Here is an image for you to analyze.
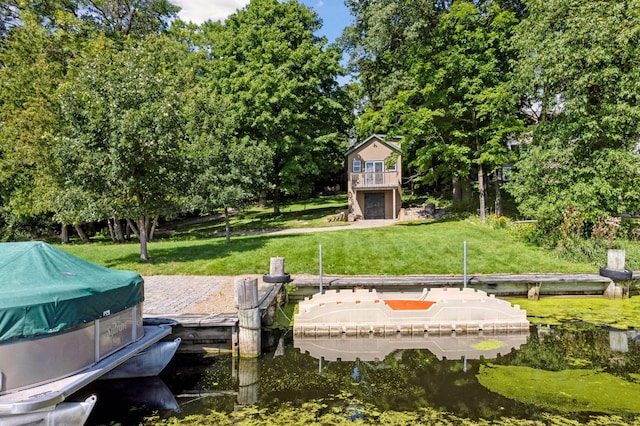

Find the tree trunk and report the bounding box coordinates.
[273,187,281,215]
[114,216,125,242]
[107,219,116,242]
[259,191,267,208]
[148,214,159,242]
[452,177,461,203]
[73,224,90,243]
[494,175,503,217]
[151,213,160,241]
[478,164,486,222]
[126,218,141,240]
[137,216,149,261]
[145,219,152,238]
[474,110,486,222]
[273,165,282,215]
[453,177,472,204]
[60,224,69,244]
[224,206,231,243]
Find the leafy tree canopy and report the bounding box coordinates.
[200,0,352,214]
[506,0,640,230]
[55,33,193,258]
[344,0,523,217]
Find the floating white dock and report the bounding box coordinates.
[294,287,529,336]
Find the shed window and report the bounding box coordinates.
[353,160,361,173]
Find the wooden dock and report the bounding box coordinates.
[144,278,283,354]
[144,272,634,354]
[289,273,628,301]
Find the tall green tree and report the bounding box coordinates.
[507,0,640,231]
[0,9,78,238]
[56,33,192,259]
[184,80,271,243]
[0,0,181,242]
[207,0,351,214]
[345,0,522,218]
[341,0,440,114]
[418,0,521,218]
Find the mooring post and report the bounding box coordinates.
[319,244,323,293]
[463,241,468,288]
[270,257,285,276]
[235,278,261,357]
[608,249,626,271]
[603,249,627,299]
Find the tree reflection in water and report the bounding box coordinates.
[81,324,640,424]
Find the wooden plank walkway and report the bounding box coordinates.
[143,276,282,354]
[143,272,632,353]
[290,273,622,300]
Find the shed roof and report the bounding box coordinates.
[346,134,403,156]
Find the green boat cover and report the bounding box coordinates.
[0,241,144,343]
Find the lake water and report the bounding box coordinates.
[75,324,640,425]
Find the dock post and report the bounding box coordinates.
[270,257,285,276]
[603,249,629,299]
[235,278,261,357]
[527,283,540,301]
[608,249,626,271]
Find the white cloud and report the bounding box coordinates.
[173,0,250,24]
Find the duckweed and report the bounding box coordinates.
[478,364,640,414]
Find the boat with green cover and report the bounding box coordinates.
[0,241,179,425]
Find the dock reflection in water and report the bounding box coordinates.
[75,325,640,424]
[294,330,530,362]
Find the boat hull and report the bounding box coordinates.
[0,305,144,396]
[100,337,181,380]
[0,324,171,416]
[0,395,97,426]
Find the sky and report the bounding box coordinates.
[172,0,352,44]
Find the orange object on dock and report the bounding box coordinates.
[383,300,436,310]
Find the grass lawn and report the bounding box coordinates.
[160,195,350,237]
[57,195,640,327]
[60,217,596,276]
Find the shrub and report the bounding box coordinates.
[486,214,510,229]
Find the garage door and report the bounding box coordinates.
[364,193,385,219]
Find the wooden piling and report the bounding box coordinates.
[235,278,261,358]
[527,283,540,301]
[270,257,285,276]
[607,250,626,271]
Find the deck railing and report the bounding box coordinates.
[350,172,400,189]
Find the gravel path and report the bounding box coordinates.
[143,274,277,316]
[143,275,235,315]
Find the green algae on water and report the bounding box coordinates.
[471,339,507,351]
[507,297,640,329]
[478,364,640,414]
